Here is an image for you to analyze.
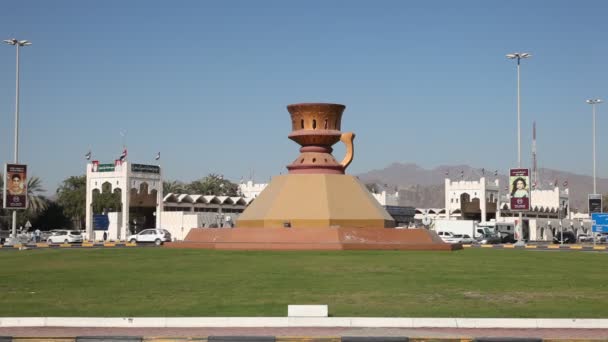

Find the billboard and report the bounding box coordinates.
[3,163,27,209]
[589,194,603,214]
[131,163,160,174]
[509,168,530,211]
[592,213,608,233]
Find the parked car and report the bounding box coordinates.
[128,228,172,245]
[500,232,517,244]
[578,234,593,243]
[595,233,608,243]
[436,231,463,244]
[47,230,83,244]
[459,234,475,244]
[478,234,502,244]
[552,231,577,244]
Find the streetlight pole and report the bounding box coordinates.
[586,99,602,247]
[507,52,531,245]
[586,99,602,194]
[3,38,31,243]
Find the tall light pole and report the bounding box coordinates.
[506,52,531,245]
[3,38,31,243]
[586,99,602,194]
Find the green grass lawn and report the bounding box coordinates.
[0,248,607,318]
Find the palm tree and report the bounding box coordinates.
[25,176,48,215]
[163,180,186,194]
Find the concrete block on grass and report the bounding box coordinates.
[288,305,328,317]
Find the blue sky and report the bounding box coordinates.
[0,0,606,193]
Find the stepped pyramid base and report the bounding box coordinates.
[236,174,395,228]
[166,227,460,251]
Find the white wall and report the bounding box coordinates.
[159,211,204,241]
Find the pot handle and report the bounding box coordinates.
[339,132,355,170]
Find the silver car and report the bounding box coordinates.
[128,228,172,245]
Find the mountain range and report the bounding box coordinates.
[357,162,608,211]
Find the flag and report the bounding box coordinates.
[155,152,160,161]
[85,150,92,160]
[563,180,568,187]
[481,168,485,175]
[119,149,127,162]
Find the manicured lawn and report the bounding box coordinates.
[0,248,606,317]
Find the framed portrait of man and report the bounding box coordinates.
[3,164,27,209]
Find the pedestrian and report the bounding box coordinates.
[103,231,107,241]
[34,228,41,243]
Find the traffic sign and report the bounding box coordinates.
[592,213,608,233]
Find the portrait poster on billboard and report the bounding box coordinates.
[509,168,530,211]
[3,163,28,210]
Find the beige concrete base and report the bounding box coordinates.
[237,174,395,228]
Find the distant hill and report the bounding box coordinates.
[357,162,608,212]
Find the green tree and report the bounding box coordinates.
[56,175,87,229]
[32,201,72,230]
[92,183,122,214]
[187,174,238,196]
[163,180,186,194]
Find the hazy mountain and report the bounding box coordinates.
[358,162,607,211]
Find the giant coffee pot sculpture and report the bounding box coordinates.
[286,103,355,174]
[237,103,395,229]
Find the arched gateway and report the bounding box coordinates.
[85,161,163,241]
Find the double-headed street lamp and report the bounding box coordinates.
[3,38,31,242]
[586,99,602,194]
[506,52,531,245]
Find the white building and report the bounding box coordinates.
[372,190,399,206]
[159,193,253,240]
[238,180,268,199]
[443,176,589,241]
[445,177,500,222]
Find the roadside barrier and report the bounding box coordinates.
[463,244,607,251]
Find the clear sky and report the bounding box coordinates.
[1,0,607,193]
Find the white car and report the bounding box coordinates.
[436,231,461,244]
[47,230,83,244]
[128,229,172,245]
